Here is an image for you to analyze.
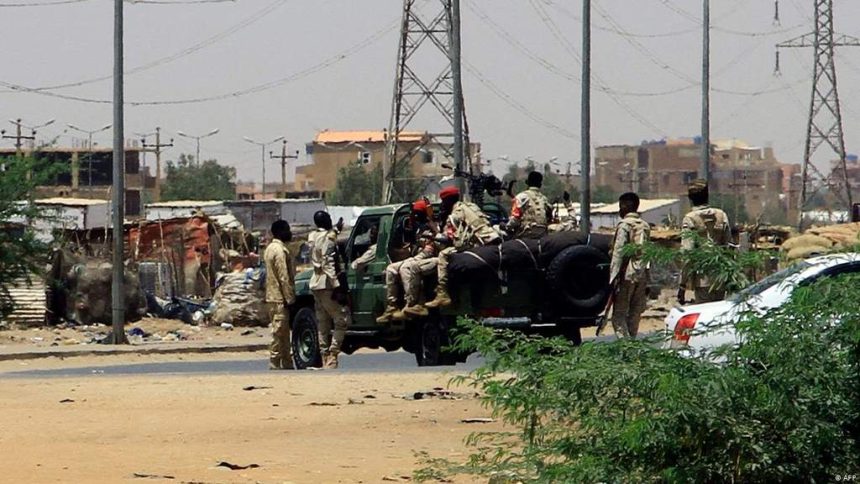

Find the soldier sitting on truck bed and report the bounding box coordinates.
[376,199,439,323]
[425,186,502,309]
[506,171,552,239]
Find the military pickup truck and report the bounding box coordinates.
[289,203,612,368]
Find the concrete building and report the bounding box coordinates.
[0,146,153,217]
[594,138,785,220]
[296,130,480,194]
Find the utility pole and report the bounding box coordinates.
[270,140,299,197]
[69,124,112,188]
[3,118,54,157]
[177,128,219,165]
[141,127,173,202]
[110,0,127,344]
[580,0,591,232]
[451,0,467,197]
[777,0,858,230]
[244,136,284,199]
[701,0,711,183]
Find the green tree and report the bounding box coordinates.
[0,155,63,318]
[161,154,237,202]
[327,163,384,206]
[327,160,423,205]
[592,184,619,204]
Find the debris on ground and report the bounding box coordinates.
[131,473,175,480]
[347,398,365,405]
[308,401,340,406]
[210,269,267,327]
[403,388,477,401]
[242,386,272,391]
[460,417,495,424]
[216,461,260,471]
[59,399,75,403]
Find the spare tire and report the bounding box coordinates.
[546,245,610,314]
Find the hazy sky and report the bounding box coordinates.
[2,0,860,182]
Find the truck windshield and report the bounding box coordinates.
[728,261,812,302]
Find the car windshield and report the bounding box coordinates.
[728,261,812,302]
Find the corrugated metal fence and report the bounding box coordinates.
[0,277,47,327]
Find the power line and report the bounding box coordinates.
[16,0,289,91]
[0,0,88,7]
[0,17,398,106]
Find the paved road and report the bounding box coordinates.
[1,351,486,379]
[1,333,628,379]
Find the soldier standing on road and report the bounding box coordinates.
[264,220,296,370]
[679,179,732,304]
[506,171,552,239]
[425,187,502,309]
[309,210,351,369]
[609,193,651,338]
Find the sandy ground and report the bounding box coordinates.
[0,368,496,484]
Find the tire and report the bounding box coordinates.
[560,325,583,346]
[291,307,322,369]
[414,317,459,367]
[546,245,611,314]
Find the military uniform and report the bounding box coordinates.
[350,244,376,271]
[426,201,501,308]
[263,238,296,369]
[549,200,579,233]
[681,204,731,303]
[308,227,351,368]
[508,187,551,238]
[397,232,438,318]
[609,212,650,338]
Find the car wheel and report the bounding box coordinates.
[415,316,463,367]
[291,307,322,369]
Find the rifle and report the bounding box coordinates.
[595,257,629,337]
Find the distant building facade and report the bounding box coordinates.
[297,130,480,194]
[594,138,785,220]
[0,146,153,217]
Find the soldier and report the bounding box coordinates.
[350,225,378,272]
[507,171,552,238]
[608,193,651,338]
[425,186,502,308]
[549,191,579,233]
[679,179,732,304]
[376,199,438,323]
[309,210,351,369]
[263,220,296,370]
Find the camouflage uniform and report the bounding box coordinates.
[397,232,438,317]
[508,187,551,238]
[350,244,376,271]
[609,212,650,338]
[681,204,731,303]
[263,238,296,369]
[426,202,501,308]
[308,228,351,368]
[549,200,579,233]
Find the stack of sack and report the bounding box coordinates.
[780,222,860,261]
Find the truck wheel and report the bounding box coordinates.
[415,318,458,367]
[560,325,583,346]
[291,307,322,369]
[546,245,610,314]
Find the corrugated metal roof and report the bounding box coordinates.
[592,198,680,214]
[314,130,424,144]
[1,277,46,327]
[146,200,225,208]
[36,197,109,207]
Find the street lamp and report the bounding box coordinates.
[177,128,219,165]
[67,123,112,187]
[244,135,284,198]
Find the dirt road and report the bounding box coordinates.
[0,367,494,483]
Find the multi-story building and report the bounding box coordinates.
[594,138,785,220]
[296,130,480,194]
[0,146,153,217]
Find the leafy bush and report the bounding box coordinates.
[418,274,860,482]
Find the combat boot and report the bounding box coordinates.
[425,288,452,308]
[323,352,339,369]
[403,304,429,318]
[392,309,410,321]
[376,306,398,323]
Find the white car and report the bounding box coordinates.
[664,253,860,354]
